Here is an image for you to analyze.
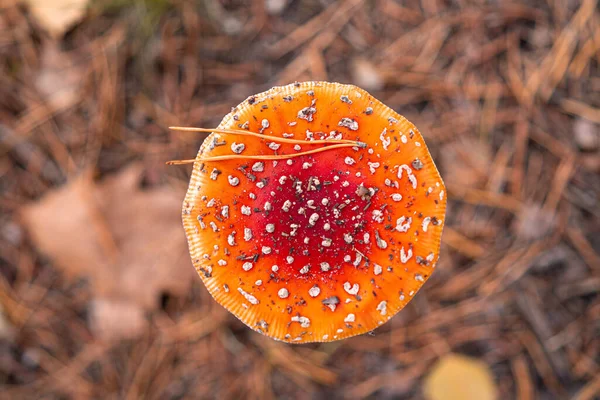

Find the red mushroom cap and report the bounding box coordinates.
[182,82,446,343]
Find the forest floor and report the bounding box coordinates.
[1,0,599,398]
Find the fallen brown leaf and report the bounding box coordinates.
[21,164,195,340]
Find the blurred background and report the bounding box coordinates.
[1,0,599,398]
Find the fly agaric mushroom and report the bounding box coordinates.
[172,82,446,343]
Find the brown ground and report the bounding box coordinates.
[1,0,599,399]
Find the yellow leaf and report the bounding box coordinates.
[24,0,89,38]
[424,354,499,400]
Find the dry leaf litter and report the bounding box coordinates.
[1,0,599,399]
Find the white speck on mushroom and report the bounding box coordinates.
[300,264,310,274]
[210,168,220,180]
[352,253,362,267]
[244,228,253,241]
[282,200,292,212]
[323,334,329,340]
[286,256,294,264]
[209,222,219,232]
[221,206,229,218]
[391,193,402,202]
[400,246,413,263]
[412,158,424,170]
[439,190,445,201]
[379,128,391,150]
[223,284,230,292]
[376,301,387,315]
[298,106,316,122]
[426,252,435,263]
[344,156,356,165]
[323,223,331,231]
[374,264,383,275]
[252,162,264,172]
[206,198,216,207]
[338,118,359,131]
[343,282,359,295]
[261,119,269,129]
[237,288,259,305]
[308,213,319,226]
[320,262,330,271]
[302,162,312,169]
[297,207,306,215]
[227,232,236,246]
[415,274,425,282]
[375,231,387,249]
[401,135,407,143]
[308,285,320,297]
[231,142,245,154]
[396,216,412,233]
[321,198,329,206]
[321,238,332,247]
[272,265,279,272]
[241,205,251,216]
[372,210,384,223]
[344,314,355,323]
[242,262,253,271]
[228,175,240,186]
[278,288,289,299]
[268,142,281,151]
[255,280,262,286]
[422,217,431,232]
[218,259,227,266]
[340,95,352,104]
[368,162,380,174]
[397,164,417,189]
[278,175,287,185]
[266,224,275,233]
[291,315,310,328]
[344,233,353,244]
[262,246,272,255]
